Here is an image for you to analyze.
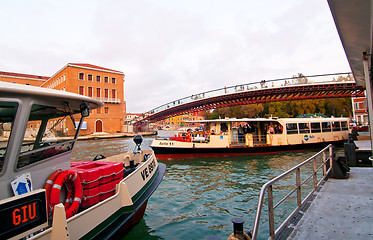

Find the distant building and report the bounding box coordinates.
[125,113,142,123]
[1,63,126,135]
[124,113,143,132]
[0,71,49,86]
[351,92,368,126]
[160,112,205,129]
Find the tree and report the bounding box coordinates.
[203,97,352,119]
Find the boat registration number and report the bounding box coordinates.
[0,189,47,239]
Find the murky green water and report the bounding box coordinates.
[71,134,328,240]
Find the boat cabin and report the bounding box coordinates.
[0,82,103,200]
[185,117,350,147]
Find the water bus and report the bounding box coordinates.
[0,82,165,239]
[151,117,350,159]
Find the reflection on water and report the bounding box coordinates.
[71,134,325,240]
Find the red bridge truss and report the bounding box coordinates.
[138,74,365,123]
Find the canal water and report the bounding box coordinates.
[71,131,330,240]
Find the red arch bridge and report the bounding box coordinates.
[137,73,365,123]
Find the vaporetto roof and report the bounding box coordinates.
[186,117,349,124]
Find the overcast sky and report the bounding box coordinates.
[0,0,350,113]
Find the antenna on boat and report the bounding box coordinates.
[133,135,143,154]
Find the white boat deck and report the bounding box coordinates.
[288,167,373,239]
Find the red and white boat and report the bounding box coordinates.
[151,117,351,159]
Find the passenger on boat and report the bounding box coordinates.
[243,123,248,135]
[274,124,282,134]
[185,129,192,142]
[267,125,275,134]
[238,124,244,143]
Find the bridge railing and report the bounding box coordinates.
[145,73,353,116]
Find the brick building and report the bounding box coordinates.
[0,71,49,86]
[0,63,126,135]
[351,93,368,127]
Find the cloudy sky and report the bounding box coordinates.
[0,0,350,113]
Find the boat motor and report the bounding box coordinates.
[133,135,143,154]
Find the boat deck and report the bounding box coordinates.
[286,167,373,239]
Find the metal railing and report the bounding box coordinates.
[92,97,121,103]
[251,144,334,239]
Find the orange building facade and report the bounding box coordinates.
[0,71,48,86]
[351,94,368,127]
[0,63,126,135]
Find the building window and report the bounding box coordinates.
[104,107,109,114]
[112,77,116,84]
[355,102,360,109]
[79,72,84,80]
[97,108,101,114]
[104,88,109,99]
[79,86,84,95]
[88,87,93,97]
[88,74,93,81]
[96,88,101,98]
[96,75,101,82]
[104,76,109,83]
[112,89,116,99]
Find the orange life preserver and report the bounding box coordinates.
[44,169,62,216]
[49,169,82,219]
[63,180,74,210]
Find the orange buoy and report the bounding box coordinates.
[49,169,82,219]
[44,169,62,216]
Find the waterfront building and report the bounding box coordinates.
[125,113,143,123]
[0,71,48,86]
[41,63,125,135]
[351,92,368,126]
[124,113,143,132]
[162,112,205,129]
[0,63,126,135]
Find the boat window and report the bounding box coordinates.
[332,121,341,131]
[321,122,331,132]
[298,123,310,133]
[221,123,228,133]
[0,101,19,173]
[286,123,298,134]
[17,104,82,169]
[311,122,321,133]
[341,121,348,131]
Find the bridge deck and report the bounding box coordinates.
[287,167,373,239]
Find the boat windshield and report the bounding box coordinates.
[0,101,18,173]
[16,104,83,169]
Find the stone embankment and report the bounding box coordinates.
[77,131,156,141]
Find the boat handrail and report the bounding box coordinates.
[251,144,334,239]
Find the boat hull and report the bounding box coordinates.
[152,141,344,159]
[24,154,166,240]
[81,163,166,240]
